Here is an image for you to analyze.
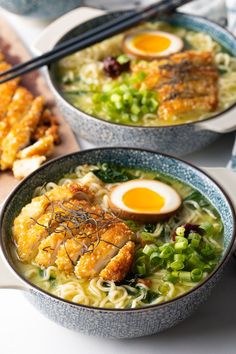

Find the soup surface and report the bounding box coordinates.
[55,21,236,126]
[12,164,223,308]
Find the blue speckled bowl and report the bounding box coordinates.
[0,148,235,338]
[47,12,236,155]
[0,0,83,19]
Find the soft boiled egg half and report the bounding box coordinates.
[109,179,182,222]
[122,30,183,59]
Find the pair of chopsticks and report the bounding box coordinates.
[0,0,193,84]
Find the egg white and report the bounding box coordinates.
[109,179,181,216]
[123,30,183,58]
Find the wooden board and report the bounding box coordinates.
[0,15,79,202]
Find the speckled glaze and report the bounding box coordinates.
[0,0,83,19]
[47,12,236,156]
[0,148,235,338]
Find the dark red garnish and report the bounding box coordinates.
[183,224,204,237]
[103,56,130,78]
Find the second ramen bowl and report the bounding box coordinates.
[0,148,235,338]
[45,9,236,156]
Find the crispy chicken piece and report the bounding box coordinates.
[0,120,9,148]
[155,66,218,90]
[0,87,33,148]
[75,222,134,279]
[35,230,70,268]
[55,233,95,274]
[100,241,135,282]
[46,125,60,145]
[158,95,218,121]
[13,183,89,244]
[0,96,45,170]
[17,134,54,159]
[5,87,34,126]
[55,238,87,274]
[32,109,60,144]
[132,51,218,90]
[0,62,19,119]
[158,79,217,102]
[17,208,58,261]
[132,51,218,120]
[12,156,46,179]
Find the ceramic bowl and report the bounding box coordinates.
[45,10,236,156]
[0,147,235,338]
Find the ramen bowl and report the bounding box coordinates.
[0,147,235,338]
[41,8,236,156]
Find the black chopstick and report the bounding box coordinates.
[0,0,193,84]
[1,0,189,79]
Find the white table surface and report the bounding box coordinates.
[0,7,236,354]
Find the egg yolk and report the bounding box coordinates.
[132,33,171,54]
[122,187,165,212]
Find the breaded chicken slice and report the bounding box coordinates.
[100,241,135,282]
[132,51,218,90]
[55,201,117,274]
[17,134,54,159]
[17,208,58,261]
[0,119,9,149]
[1,96,45,170]
[155,66,218,89]
[158,79,217,102]
[16,198,87,262]
[5,87,34,126]
[55,218,100,274]
[0,87,33,148]
[32,109,60,144]
[17,199,87,262]
[13,183,89,243]
[0,62,19,119]
[55,238,86,274]
[75,223,134,279]
[35,229,70,268]
[158,94,218,120]
[132,51,218,120]
[12,156,46,180]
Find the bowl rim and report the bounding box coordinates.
[48,11,236,130]
[0,147,235,312]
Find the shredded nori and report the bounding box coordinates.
[30,197,122,265]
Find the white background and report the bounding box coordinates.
[0,7,236,354]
